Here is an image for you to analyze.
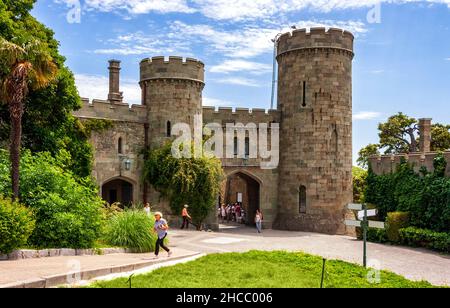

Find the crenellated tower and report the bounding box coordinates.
[274,28,354,234]
[140,56,205,149]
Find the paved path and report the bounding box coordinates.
[170,225,450,286]
[0,248,199,288]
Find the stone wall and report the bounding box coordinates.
[369,152,450,176]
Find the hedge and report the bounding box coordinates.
[399,227,450,253]
[386,212,410,242]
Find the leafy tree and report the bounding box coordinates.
[431,124,450,152]
[0,38,58,200]
[352,167,368,203]
[144,142,224,226]
[357,144,380,169]
[0,0,93,178]
[378,112,419,154]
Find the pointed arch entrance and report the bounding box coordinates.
[101,177,134,207]
[223,170,261,226]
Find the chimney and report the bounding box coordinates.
[419,118,432,153]
[108,60,123,103]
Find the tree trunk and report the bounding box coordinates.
[9,99,23,202]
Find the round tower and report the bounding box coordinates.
[274,28,354,234]
[140,56,205,149]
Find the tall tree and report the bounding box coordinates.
[0,38,57,200]
[431,124,450,152]
[357,144,380,169]
[0,0,94,178]
[378,112,419,154]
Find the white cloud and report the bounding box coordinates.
[210,60,272,75]
[369,69,385,74]
[93,31,192,55]
[171,20,367,59]
[203,97,237,107]
[84,0,195,14]
[353,111,382,120]
[56,0,450,20]
[213,77,263,87]
[445,58,450,61]
[74,74,141,105]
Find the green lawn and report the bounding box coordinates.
[88,251,436,288]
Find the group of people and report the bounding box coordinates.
[219,203,245,224]
[144,201,265,259]
[218,203,264,234]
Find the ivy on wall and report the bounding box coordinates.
[365,153,450,233]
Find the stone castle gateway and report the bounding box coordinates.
[74,28,355,234]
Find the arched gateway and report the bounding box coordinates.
[101,178,134,207]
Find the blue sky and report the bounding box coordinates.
[32,1,450,164]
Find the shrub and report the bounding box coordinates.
[386,212,410,243]
[0,150,103,249]
[103,210,157,253]
[366,228,388,243]
[399,227,450,253]
[0,196,35,254]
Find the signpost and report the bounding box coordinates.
[345,204,385,268]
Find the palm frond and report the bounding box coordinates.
[0,38,26,66]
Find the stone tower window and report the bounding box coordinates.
[234,137,238,157]
[166,121,171,137]
[118,137,123,154]
[299,185,307,214]
[302,81,307,107]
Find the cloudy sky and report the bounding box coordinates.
[33,1,450,163]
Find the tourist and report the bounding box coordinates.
[153,212,172,259]
[181,204,191,230]
[235,203,241,223]
[231,204,236,222]
[144,203,151,216]
[221,204,226,223]
[255,209,263,234]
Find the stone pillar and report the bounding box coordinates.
[108,60,123,103]
[419,118,432,153]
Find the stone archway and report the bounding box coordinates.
[224,171,261,226]
[101,178,134,207]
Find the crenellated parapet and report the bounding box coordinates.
[139,56,205,86]
[277,27,354,60]
[73,98,147,123]
[369,152,450,176]
[203,106,281,125]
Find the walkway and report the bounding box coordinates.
[0,248,199,288]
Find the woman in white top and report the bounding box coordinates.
[255,209,263,234]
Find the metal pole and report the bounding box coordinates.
[270,39,277,110]
[363,204,368,268]
[320,258,326,288]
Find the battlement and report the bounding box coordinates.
[277,27,354,58]
[140,56,205,84]
[73,98,147,123]
[369,152,450,176]
[202,106,281,124]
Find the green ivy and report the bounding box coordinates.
[366,155,450,233]
[144,142,224,225]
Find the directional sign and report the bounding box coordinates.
[345,220,361,227]
[368,221,385,229]
[347,203,364,211]
[358,209,377,220]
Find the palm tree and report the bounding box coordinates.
[0,38,58,201]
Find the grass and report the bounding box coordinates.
[88,251,436,288]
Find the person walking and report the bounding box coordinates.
[153,212,172,259]
[255,209,263,234]
[181,204,191,230]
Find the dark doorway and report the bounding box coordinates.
[224,172,260,226]
[102,179,133,207]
